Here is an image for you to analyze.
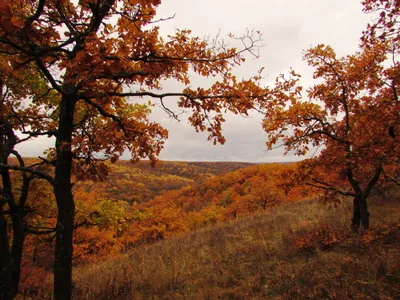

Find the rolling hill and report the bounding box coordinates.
[72,193,400,299]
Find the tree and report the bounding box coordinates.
[263,12,400,232]
[0,53,58,298]
[0,0,289,298]
[362,0,400,45]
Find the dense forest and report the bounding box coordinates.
[1,0,400,299]
[74,160,255,203]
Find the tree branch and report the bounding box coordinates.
[26,226,56,235]
[27,0,46,24]
[82,98,128,136]
[306,181,356,197]
[104,91,235,101]
[364,164,382,198]
[0,163,55,185]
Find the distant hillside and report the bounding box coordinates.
[69,162,311,256]
[126,160,256,180]
[74,160,256,204]
[144,163,307,215]
[106,163,312,246]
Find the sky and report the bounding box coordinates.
[16,0,373,162]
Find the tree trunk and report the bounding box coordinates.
[0,157,13,299]
[351,195,361,233]
[0,114,28,297]
[53,94,76,300]
[10,171,31,297]
[351,195,370,232]
[347,164,380,233]
[0,207,12,300]
[10,213,25,297]
[359,196,370,230]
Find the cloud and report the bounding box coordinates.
[15,135,54,157]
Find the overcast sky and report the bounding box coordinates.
[16,0,373,162]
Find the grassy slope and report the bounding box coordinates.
[72,191,400,299]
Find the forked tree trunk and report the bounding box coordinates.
[351,194,370,233]
[347,166,373,233]
[53,94,76,300]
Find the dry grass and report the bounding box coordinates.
[70,190,400,300]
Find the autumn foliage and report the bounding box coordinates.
[0,0,290,297]
[263,0,400,232]
[0,0,400,299]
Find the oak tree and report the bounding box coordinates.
[263,17,399,232]
[0,54,58,298]
[0,0,287,298]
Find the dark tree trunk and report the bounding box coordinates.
[0,157,13,299]
[53,94,76,300]
[10,213,25,297]
[351,195,370,232]
[9,169,31,297]
[2,156,30,298]
[351,195,361,233]
[0,207,12,300]
[347,167,372,233]
[347,165,380,233]
[359,196,370,230]
[0,112,29,297]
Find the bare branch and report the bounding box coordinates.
[306,181,356,197]
[0,163,55,185]
[26,226,56,235]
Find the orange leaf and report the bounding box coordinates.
[11,16,24,28]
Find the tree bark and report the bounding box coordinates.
[359,196,370,230]
[347,167,371,233]
[351,194,370,232]
[9,169,31,297]
[10,212,25,297]
[351,195,361,233]
[53,94,76,300]
[0,156,13,299]
[0,118,27,297]
[0,206,12,300]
